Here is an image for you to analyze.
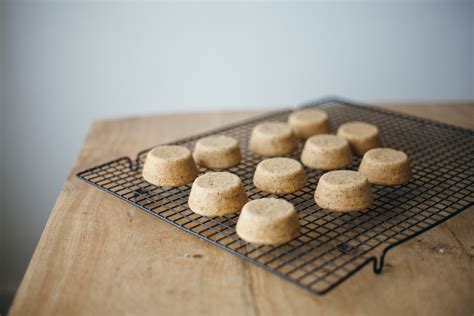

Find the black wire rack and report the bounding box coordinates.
[77,97,474,295]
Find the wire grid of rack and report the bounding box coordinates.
[77,98,474,295]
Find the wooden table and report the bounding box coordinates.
[10,103,474,316]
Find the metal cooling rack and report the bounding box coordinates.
[77,98,474,295]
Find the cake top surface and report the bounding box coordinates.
[319,170,368,187]
[194,171,241,190]
[338,121,379,138]
[289,108,328,123]
[149,145,191,161]
[306,134,348,148]
[243,198,295,218]
[256,157,303,174]
[363,148,408,164]
[254,122,292,136]
[196,135,238,149]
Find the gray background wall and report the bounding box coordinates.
[1,0,6,297]
[1,1,473,293]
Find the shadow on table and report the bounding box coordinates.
[0,291,15,316]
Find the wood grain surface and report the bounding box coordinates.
[9,103,474,316]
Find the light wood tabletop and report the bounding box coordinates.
[9,102,474,316]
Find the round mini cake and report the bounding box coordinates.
[337,121,382,155]
[188,172,248,217]
[193,135,241,169]
[301,134,352,170]
[358,148,412,185]
[249,122,297,157]
[236,198,300,245]
[315,170,373,212]
[142,145,198,187]
[253,157,307,194]
[287,108,331,139]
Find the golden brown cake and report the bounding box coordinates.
[188,172,248,217]
[287,108,331,139]
[315,170,373,212]
[358,148,412,185]
[253,157,306,194]
[193,135,241,169]
[236,198,300,245]
[249,122,297,157]
[301,134,352,170]
[337,121,382,155]
[142,145,198,187]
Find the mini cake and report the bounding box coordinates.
[288,108,331,139]
[188,172,248,217]
[236,198,300,245]
[142,145,198,187]
[249,122,297,157]
[315,170,373,212]
[253,158,307,194]
[193,135,241,169]
[337,121,382,155]
[301,134,352,170]
[358,148,412,185]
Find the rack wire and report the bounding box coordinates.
[77,98,474,295]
